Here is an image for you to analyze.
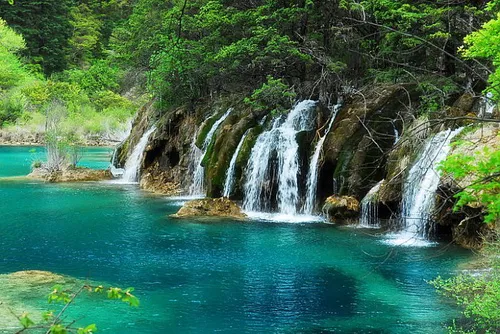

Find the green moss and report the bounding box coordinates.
[195,113,219,148]
[333,149,354,195]
[236,125,263,168]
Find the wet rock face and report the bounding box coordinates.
[322,195,360,221]
[28,167,112,182]
[172,197,247,219]
[140,162,182,196]
[320,84,416,200]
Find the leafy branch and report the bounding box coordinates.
[14,284,139,334]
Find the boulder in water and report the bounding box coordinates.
[322,195,360,221]
[172,197,247,219]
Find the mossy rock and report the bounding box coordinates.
[195,112,221,149]
[322,195,360,221]
[205,112,258,197]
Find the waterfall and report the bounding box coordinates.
[243,100,317,215]
[121,126,156,183]
[303,103,341,214]
[189,108,233,195]
[359,180,383,227]
[399,127,463,239]
[479,92,495,118]
[392,120,400,144]
[222,129,250,197]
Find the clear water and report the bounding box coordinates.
[0,146,471,333]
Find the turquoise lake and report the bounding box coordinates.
[0,146,471,333]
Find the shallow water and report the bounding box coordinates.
[0,146,471,333]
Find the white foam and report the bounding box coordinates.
[382,232,437,247]
[244,211,325,223]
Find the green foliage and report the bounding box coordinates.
[430,240,500,333]
[244,76,296,115]
[117,0,310,107]
[67,3,103,68]
[0,19,136,138]
[461,11,500,100]
[16,284,139,334]
[0,18,32,90]
[439,132,500,224]
[0,0,73,75]
[416,78,459,114]
[343,0,479,76]
[60,60,120,94]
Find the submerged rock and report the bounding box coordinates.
[322,195,360,221]
[28,167,113,182]
[0,270,78,328]
[172,197,247,219]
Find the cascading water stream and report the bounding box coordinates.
[394,127,463,243]
[222,129,250,197]
[392,120,400,144]
[359,180,383,228]
[479,92,495,118]
[189,108,233,195]
[243,100,317,216]
[302,103,341,214]
[120,125,157,183]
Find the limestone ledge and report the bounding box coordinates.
[28,167,113,182]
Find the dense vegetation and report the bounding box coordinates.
[1,0,499,122]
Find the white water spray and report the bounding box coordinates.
[398,127,463,239]
[223,129,250,197]
[479,92,495,118]
[303,103,341,214]
[359,180,383,228]
[120,126,156,183]
[243,100,317,215]
[189,108,233,195]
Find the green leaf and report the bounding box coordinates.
[19,313,34,328]
[77,324,97,334]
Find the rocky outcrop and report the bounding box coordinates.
[172,197,247,219]
[120,83,496,248]
[28,167,112,182]
[322,196,360,222]
[319,84,417,202]
[140,163,182,196]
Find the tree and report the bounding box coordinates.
[0,0,73,75]
[460,1,500,100]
